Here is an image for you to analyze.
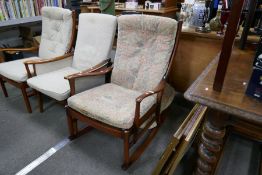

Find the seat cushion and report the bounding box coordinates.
[67,83,156,129]
[0,57,36,82]
[27,67,79,101]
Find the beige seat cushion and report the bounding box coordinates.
[0,57,36,82]
[67,83,156,129]
[27,67,79,101]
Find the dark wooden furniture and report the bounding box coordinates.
[213,0,245,91]
[184,48,262,174]
[239,0,261,50]
[0,11,76,113]
[65,21,182,169]
[168,26,260,93]
[80,5,179,18]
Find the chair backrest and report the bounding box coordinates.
[111,15,178,92]
[39,7,73,59]
[72,13,117,71]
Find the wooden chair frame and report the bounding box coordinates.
[0,11,76,113]
[65,21,182,169]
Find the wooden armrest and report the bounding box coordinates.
[24,52,73,65]
[24,52,73,78]
[136,80,166,103]
[0,47,39,53]
[65,64,113,96]
[134,80,166,126]
[65,64,113,80]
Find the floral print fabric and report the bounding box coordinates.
[111,15,178,93]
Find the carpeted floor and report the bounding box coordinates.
[0,84,260,175]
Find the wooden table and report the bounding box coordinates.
[184,47,262,174]
[80,5,179,18]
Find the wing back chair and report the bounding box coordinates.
[0,7,76,113]
[66,15,182,169]
[25,13,117,112]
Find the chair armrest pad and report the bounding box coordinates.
[65,65,113,80]
[24,53,73,65]
[136,80,166,103]
[0,47,39,53]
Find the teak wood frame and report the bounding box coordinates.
[0,11,77,113]
[65,21,182,169]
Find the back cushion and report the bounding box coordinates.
[111,15,178,92]
[39,7,73,59]
[72,13,117,71]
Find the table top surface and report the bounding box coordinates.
[185,48,262,125]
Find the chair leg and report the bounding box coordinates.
[36,91,43,113]
[73,118,78,135]
[122,130,130,170]
[0,77,8,97]
[66,109,78,140]
[21,85,32,113]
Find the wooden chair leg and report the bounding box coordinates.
[73,118,78,136]
[66,108,79,140]
[122,130,130,170]
[67,110,76,140]
[21,86,32,113]
[36,91,43,113]
[0,77,8,97]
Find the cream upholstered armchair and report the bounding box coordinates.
[66,15,182,169]
[25,13,117,112]
[0,7,76,113]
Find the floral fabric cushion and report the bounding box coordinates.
[111,15,178,93]
[67,83,156,129]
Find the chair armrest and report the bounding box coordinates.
[134,80,166,126]
[24,53,74,78]
[24,52,73,65]
[65,64,113,80]
[65,63,113,96]
[0,47,39,53]
[136,80,166,103]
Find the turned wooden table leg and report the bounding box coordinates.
[195,110,228,175]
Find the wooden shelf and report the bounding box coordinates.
[80,5,179,17]
[0,16,42,28]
